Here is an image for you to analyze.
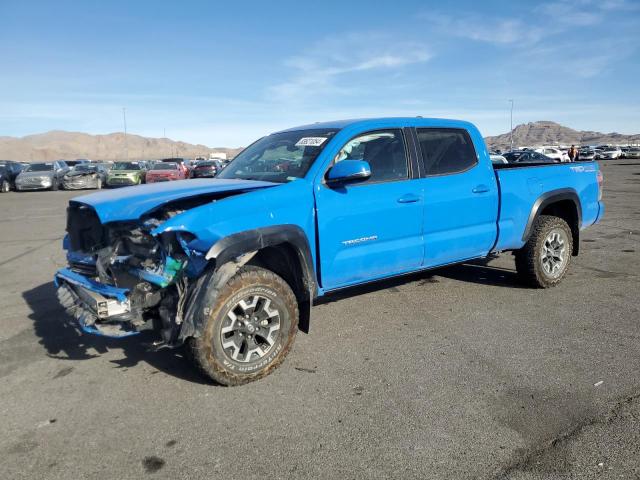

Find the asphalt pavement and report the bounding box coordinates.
[0,160,638,479]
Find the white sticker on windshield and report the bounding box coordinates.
[295,137,327,147]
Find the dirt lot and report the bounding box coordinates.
[0,160,638,479]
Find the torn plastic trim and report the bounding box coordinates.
[129,256,185,288]
[55,272,140,338]
[55,267,129,302]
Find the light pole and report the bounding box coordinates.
[122,107,128,161]
[509,99,514,151]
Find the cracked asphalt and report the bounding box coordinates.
[0,159,638,479]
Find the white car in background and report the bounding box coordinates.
[534,147,570,162]
[596,147,622,160]
[490,154,508,165]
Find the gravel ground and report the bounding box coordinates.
[0,159,638,479]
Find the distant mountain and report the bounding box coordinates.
[0,130,243,162]
[484,121,640,151]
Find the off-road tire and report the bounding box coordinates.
[1,180,10,193]
[187,266,299,386]
[515,215,573,288]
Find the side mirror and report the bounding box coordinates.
[325,160,371,186]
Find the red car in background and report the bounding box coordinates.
[145,162,187,183]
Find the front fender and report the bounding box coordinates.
[178,225,317,341]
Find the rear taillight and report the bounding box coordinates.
[597,170,603,201]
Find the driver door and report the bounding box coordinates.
[314,129,424,289]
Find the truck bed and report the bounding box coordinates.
[492,161,603,252]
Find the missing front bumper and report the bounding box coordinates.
[55,268,139,338]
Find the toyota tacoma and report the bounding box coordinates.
[55,118,605,385]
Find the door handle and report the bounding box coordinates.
[397,194,421,203]
[472,185,490,194]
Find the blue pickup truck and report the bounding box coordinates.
[55,118,604,385]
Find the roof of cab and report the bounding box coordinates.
[275,117,476,134]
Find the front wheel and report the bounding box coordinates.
[515,215,573,288]
[1,180,10,193]
[187,266,299,385]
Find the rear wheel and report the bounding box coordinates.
[51,179,59,191]
[187,266,299,386]
[515,215,573,288]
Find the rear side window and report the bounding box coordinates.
[416,128,477,176]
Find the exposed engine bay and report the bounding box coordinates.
[57,196,218,345]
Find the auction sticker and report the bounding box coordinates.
[295,137,327,147]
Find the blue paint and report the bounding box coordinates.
[78,316,139,338]
[55,268,129,302]
[70,178,278,223]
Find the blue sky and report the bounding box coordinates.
[1,0,639,146]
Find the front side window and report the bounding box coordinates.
[416,128,477,176]
[333,129,408,184]
[218,128,337,183]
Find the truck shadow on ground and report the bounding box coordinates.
[23,261,522,384]
[317,258,525,305]
[22,282,213,385]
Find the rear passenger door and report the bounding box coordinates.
[315,129,424,289]
[415,128,499,267]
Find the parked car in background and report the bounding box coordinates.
[62,163,108,190]
[145,162,187,183]
[490,154,508,165]
[15,161,69,191]
[533,147,569,162]
[95,162,113,172]
[0,160,24,192]
[106,161,146,187]
[190,160,223,178]
[159,158,190,177]
[624,147,640,159]
[502,149,527,162]
[503,151,558,164]
[578,148,597,161]
[596,147,622,160]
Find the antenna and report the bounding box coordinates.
[122,107,128,161]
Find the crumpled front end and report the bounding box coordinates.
[62,172,100,190]
[55,200,208,344]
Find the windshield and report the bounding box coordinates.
[73,164,97,172]
[25,163,54,172]
[217,128,338,183]
[112,162,141,171]
[152,163,178,170]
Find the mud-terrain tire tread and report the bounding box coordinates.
[187,266,298,386]
[515,215,573,288]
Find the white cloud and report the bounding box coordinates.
[269,33,432,102]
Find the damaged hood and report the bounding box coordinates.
[72,178,278,223]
